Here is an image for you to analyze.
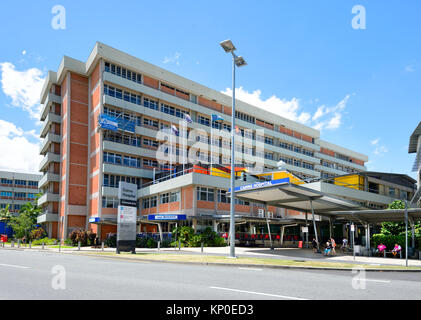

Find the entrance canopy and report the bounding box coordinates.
[230,178,362,213]
[328,208,421,223]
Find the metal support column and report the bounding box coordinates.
[310,200,319,251]
[305,212,309,248]
[405,200,409,267]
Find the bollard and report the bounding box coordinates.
[158,241,160,251]
[178,239,181,251]
[29,241,32,249]
[42,241,44,250]
[101,241,104,252]
[78,241,81,251]
[11,241,14,248]
[59,242,61,252]
[201,242,204,253]
[18,240,20,248]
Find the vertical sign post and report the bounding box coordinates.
[117,182,138,254]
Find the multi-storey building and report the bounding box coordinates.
[0,170,41,214]
[38,42,368,240]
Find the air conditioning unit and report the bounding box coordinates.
[258,209,265,218]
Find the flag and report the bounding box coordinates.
[184,114,193,123]
[171,125,179,136]
[211,114,224,122]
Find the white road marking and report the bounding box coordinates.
[365,279,391,283]
[0,263,30,269]
[210,286,308,300]
[238,267,263,271]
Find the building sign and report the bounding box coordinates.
[301,227,309,233]
[148,214,187,221]
[89,217,100,223]
[231,177,290,193]
[117,181,137,254]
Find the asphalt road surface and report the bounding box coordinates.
[1,249,421,300]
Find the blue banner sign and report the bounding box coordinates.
[148,214,187,221]
[99,114,136,133]
[231,177,290,193]
[99,114,118,131]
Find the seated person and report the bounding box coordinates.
[392,244,402,258]
[377,243,386,256]
[324,241,332,256]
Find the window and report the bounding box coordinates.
[160,193,169,204]
[198,115,210,127]
[389,188,396,197]
[28,181,38,187]
[197,187,214,202]
[265,137,273,145]
[15,179,27,186]
[143,159,158,167]
[1,178,13,185]
[0,191,13,197]
[143,138,159,148]
[15,192,26,198]
[170,191,180,202]
[102,197,119,208]
[144,98,158,111]
[143,118,158,129]
[218,190,230,203]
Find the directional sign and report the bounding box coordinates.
[230,177,290,193]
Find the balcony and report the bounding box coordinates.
[40,113,62,138]
[40,133,61,155]
[37,212,59,223]
[39,153,61,172]
[38,192,60,206]
[40,93,61,121]
[315,152,367,172]
[38,172,60,189]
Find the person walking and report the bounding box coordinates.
[312,238,318,253]
[331,238,336,256]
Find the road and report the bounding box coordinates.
[1,249,421,300]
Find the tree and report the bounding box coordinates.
[0,204,12,222]
[19,199,41,226]
[381,200,419,235]
[7,212,34,240]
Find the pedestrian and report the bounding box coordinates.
[331,238,336,256]
[341,238,348,253]
[312,238,318,253]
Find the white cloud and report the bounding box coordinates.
[0,62,45,119]
[370,137,388,156]
[405,64,415,72]
[163,52,181,66]
[0,119,41,173]
[221,87,350,131]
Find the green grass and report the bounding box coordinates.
[76,252,421,270]
[49,245,74,249]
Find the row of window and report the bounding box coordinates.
[0,204,22,210]
[103,152,142,168]
[105,62,143,84]
[0,179,38,186]
[197,187,250,205]
[0,192,37,198]
[103,174,141,189]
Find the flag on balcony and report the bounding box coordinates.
[211,114,224,122]
[184,114,193,124]
[171,125,179,136]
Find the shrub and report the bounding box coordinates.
[69,229,97,246]
[30,227,46,240]
[105,233,117,248]
[32,237,57,246]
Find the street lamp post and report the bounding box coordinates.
[220,40,247,258]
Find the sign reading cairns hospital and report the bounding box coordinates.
[117,182,137,254]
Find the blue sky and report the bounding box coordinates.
[0,0,420,177]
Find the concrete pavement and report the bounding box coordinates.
[1,249,421,300]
